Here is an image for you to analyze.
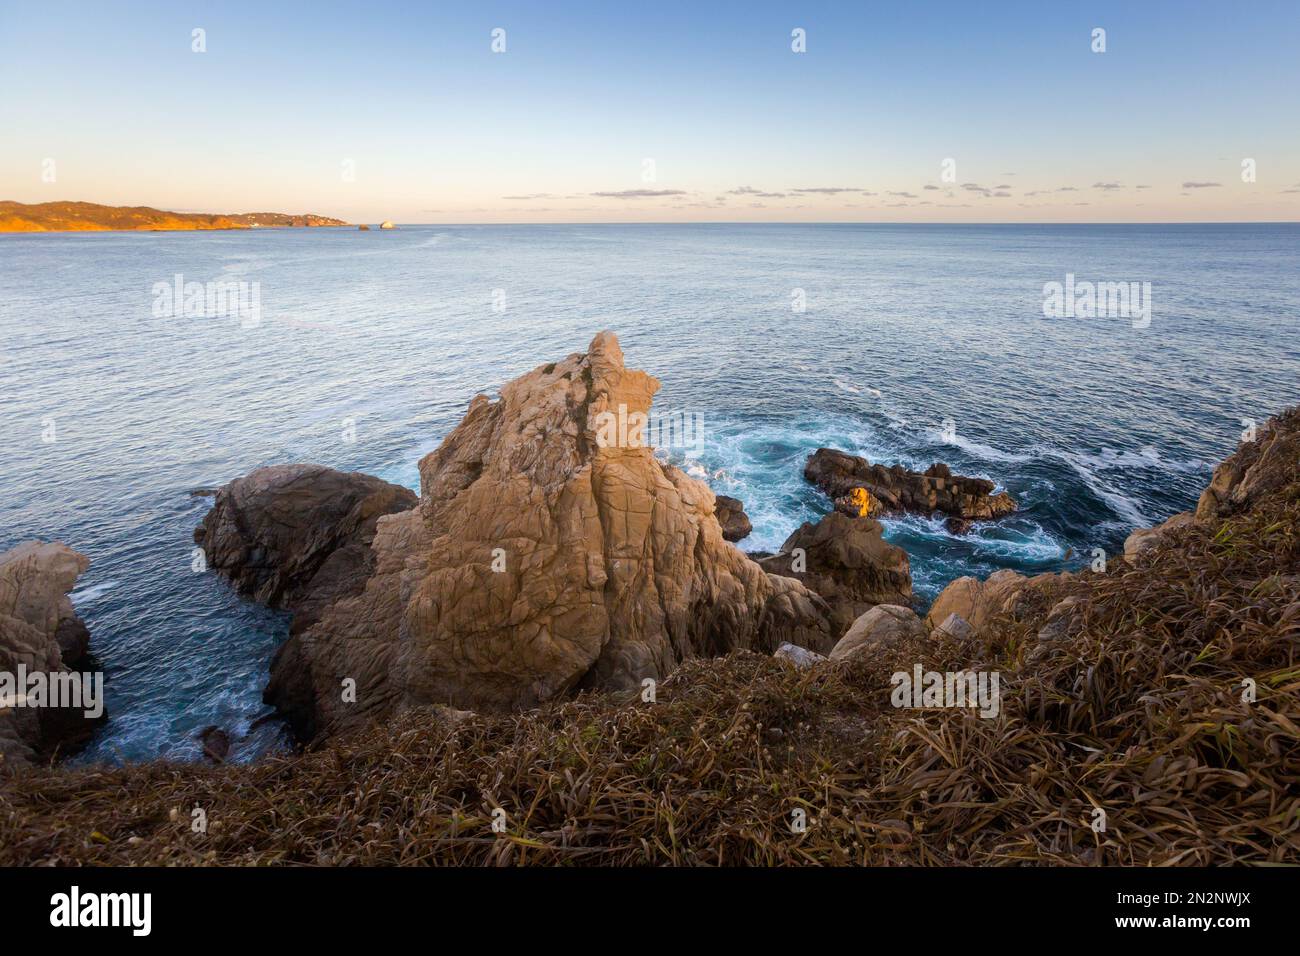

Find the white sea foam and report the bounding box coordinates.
[70,581,117,605]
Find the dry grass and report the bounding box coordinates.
[2,478,1297,866]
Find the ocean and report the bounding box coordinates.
[2,222,1297,763]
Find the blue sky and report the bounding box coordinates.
[2,0,1298,222]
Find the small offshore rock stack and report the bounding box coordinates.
[713,495,753,542]
[199,332,834,741]
[804,448,1017,529]
[0,542,104,769]
[379,220,396,229]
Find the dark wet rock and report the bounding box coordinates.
[198,725,231,763]
[195,464,418,636]
[757,510,912,636]
[806,448,1016,522]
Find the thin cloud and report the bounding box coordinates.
[728,186,787,198]
[791,186,864,194]
[1182,181,1222,188]
[1093,181,1123,191]
[590,189,687,198]
[501,193,556,200]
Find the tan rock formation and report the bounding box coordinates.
[924,568,1069,636]
[0,541,102,768]
[1196,408,1300,520]
[215,333,832,739]
[829,604,927,661]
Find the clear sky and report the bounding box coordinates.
[2,0,1298,223]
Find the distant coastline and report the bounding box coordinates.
[0,200,348,233]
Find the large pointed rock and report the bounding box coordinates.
[220,333,832,740]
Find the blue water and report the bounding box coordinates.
[2,223,1297,763]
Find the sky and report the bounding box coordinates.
[2,0,1298,223]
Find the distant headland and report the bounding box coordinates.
[0,201,349,233]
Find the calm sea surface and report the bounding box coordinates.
[2,223,1297,762]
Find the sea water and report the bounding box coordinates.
[2,222,1297,762]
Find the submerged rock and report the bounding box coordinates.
[714,495,753,543]
[757,510,912,637]
[805,448,1016,522]
[0,541,104,768]
[198,725,231,763]
[205,332,833,741]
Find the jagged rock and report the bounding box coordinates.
[196,464,417,636]
[774,642,826,668]
[0,541,103,768]
[1124,511,1195,558]
[1196,408,1300,520]
[757,511,912,636]
[714,495,753,542]
[830,604,927,661]
[209,333,833,741]
[806,448,1016,521]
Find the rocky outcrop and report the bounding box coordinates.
[379,221,396,230]
[829,604,927,661]
[714,495,753,543]
[1124,511,1195,558]
[207,333,833,741]
[924,568,1070,637]
[1120,409,1300,560]
[196,465,417,636]
[1196,408,1300,520]
[0,542,103,768]
[757,511,912,636]
[805,448,1016,522]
